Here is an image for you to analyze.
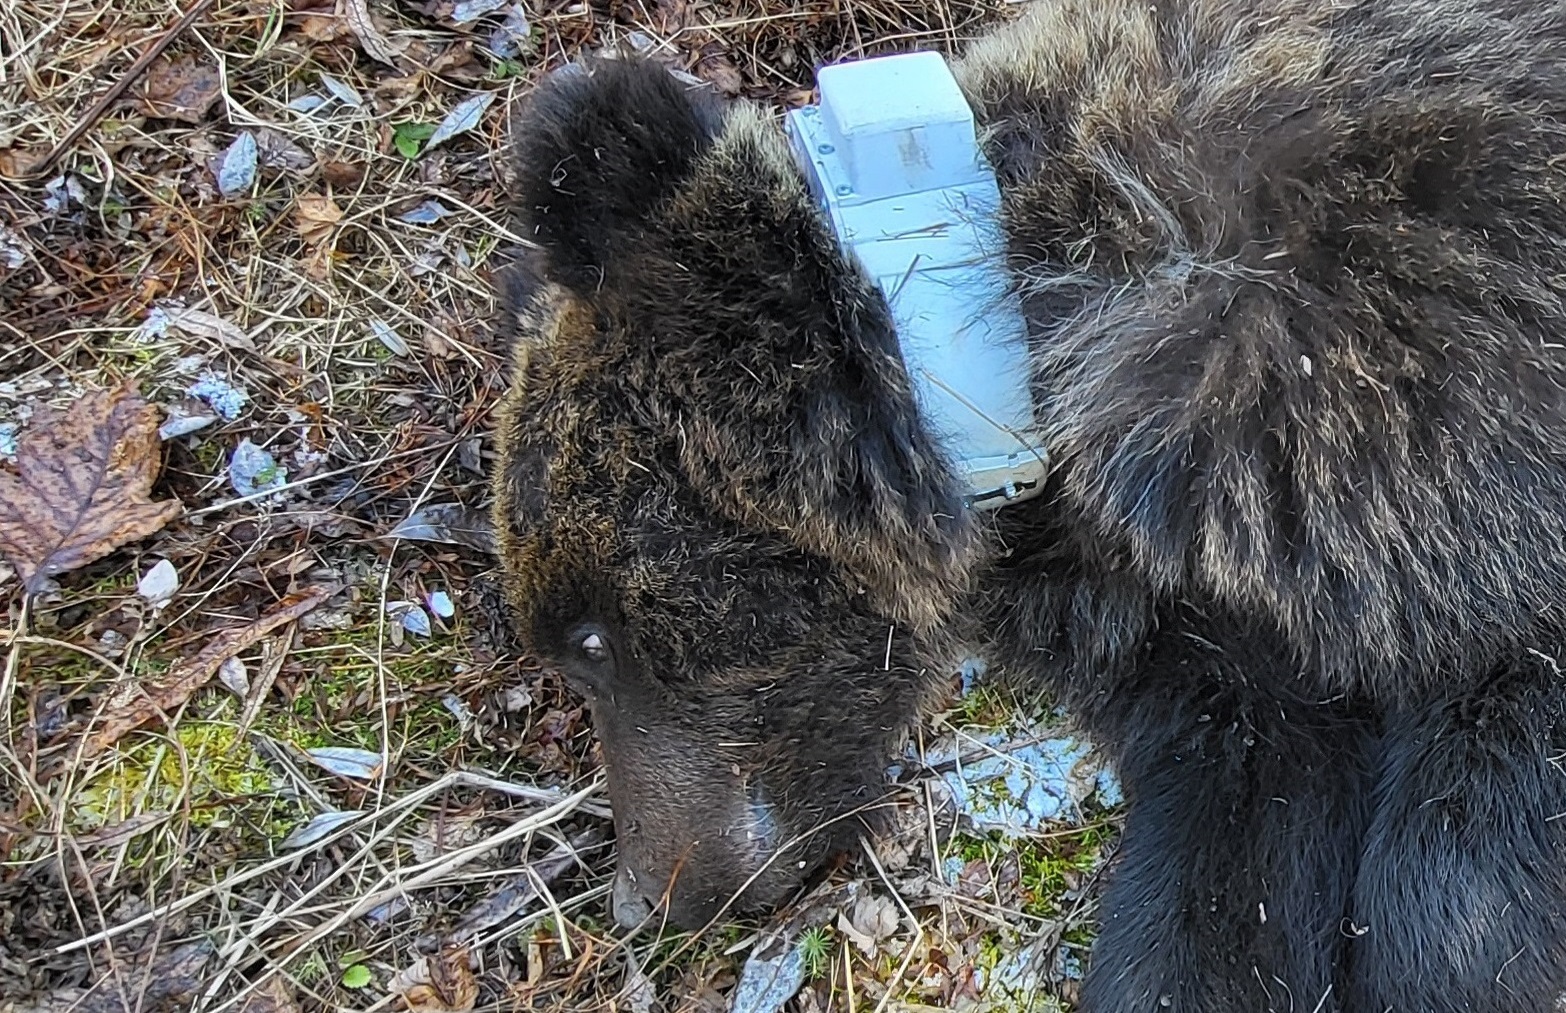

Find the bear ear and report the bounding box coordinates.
[507,57,728,294]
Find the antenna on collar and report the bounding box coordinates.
[784,51,1047,511]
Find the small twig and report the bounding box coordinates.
[862,837,925,1013]
[50,771,604,957]
[23,0,220,180]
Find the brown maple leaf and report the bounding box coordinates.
[389,944,479,1012]
[0,385,183,594]
[137,55,223,124]
[295,193,344,245]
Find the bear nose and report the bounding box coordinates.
[611,867,657,930]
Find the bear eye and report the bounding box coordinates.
[579,632,610,663]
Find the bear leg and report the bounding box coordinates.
[1077,651,1377,1013]
[1347,657,1566,1013]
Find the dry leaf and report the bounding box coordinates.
[304,745,384,780]
[161,305,257,351]
[427,93,495,150]
[339,0,403,65]
[0,385,183,594]
[295,194,344,245]
[138,56,223,123]
[256,127,315,170]
[695,53,744,96]
[0,147,44,180]
[320,74,365,108]
[384,502,498,553]
[11,940,216,1012]
[299,13,348,41]
[237,979,303,1013]
[432,832,599,945]
[388,945,479,1012]
[301,243,338,281]
[75,810,171,849]
[280,809,363,850]
[836,893,901,958]
[77,584,338,761]
[322,160,365,187]
[623,962,657,1013]
[137,558,179,607]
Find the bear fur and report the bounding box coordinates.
[490,0,1566,1009]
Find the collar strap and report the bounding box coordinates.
[784,52,1046,510]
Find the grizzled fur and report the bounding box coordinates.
[492,0,1566,1009]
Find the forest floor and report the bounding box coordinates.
[0,0,1123,1009]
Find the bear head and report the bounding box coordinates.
[490,56,983,930]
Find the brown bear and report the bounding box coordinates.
[489,0,1566,1009]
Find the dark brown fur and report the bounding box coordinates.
[492,1,1566,1008]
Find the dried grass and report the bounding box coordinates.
[0,0,1118,1009]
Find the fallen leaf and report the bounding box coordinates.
[441,692,472,726]
[731,933,809,1013]
[136,558,179,607]
[158,408,217,442]
[427,41,489,83]
[0,386,183,594]
[622,961,656,1013]
[370,318,408,355]
[392,602,432,637]
[281,809,363,849]
[1,222,29,269]
[237,979,303,1013]
[217,655,249,696]
[10,940,216,1012]
[383,502,497,553]
[319,73,365,109]
[388,945,479,1012]
[255,127,315,170]
[138,56,222,123]
[305,745,384,780]
[488,4,532,58]
[448,0,506,23]
[161,304,257,351]
[695,53,744,96]
[339,0,403,65]
[322,160,365,187]
[75,810,171,849]
[295,194,344,244]
[427,92,495,149]
[77,584,337,761]
[0,147,44,180]
[300,12,348,41]
[836,893,900,958]
[397,200,454,224]
[230,438,288,497]
[216,131,258,196]
[374,73,424,103]
[427,832,601,946]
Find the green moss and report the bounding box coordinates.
[69,715,297,840]
[81,571,140,597]
[263,628,467,764]
[950,826,1108,921]
[799,925,834,979]
[191,439,227,475]
[946,679,1056,733]
[293,950,329,985]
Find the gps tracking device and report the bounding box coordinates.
[784,51,1046,510]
